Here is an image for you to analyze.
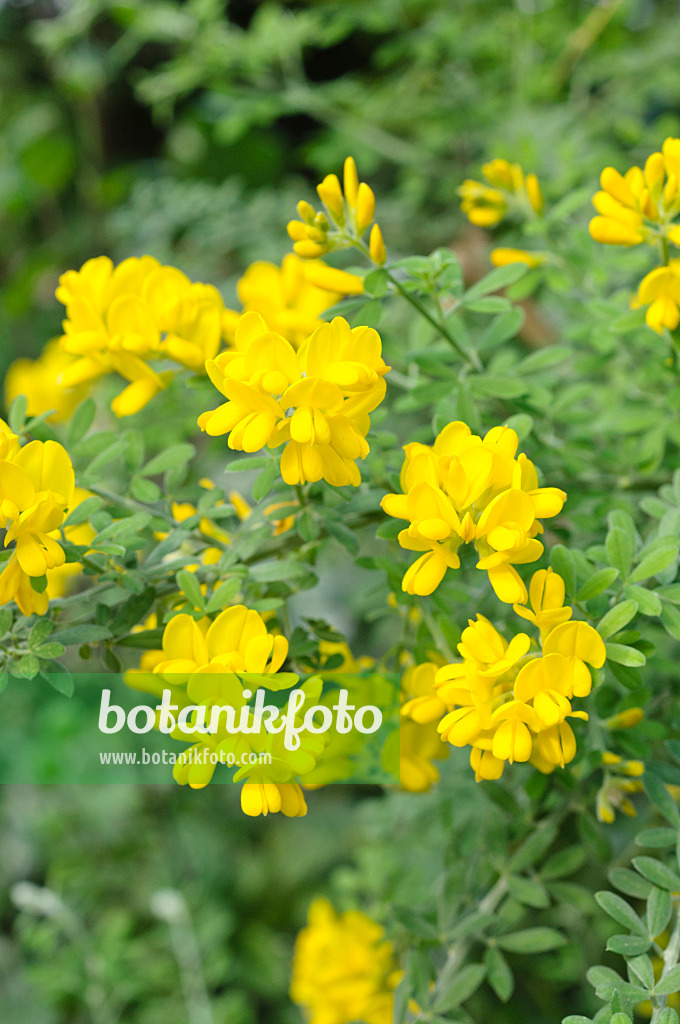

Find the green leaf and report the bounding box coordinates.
[325,518,360,555]
[432,963,486,1012]
[657,1010,680,1024]
[469,375,527,399]
[237,671,299,692]
[644,773,680,825]
[85,439,129,477]
[15,653,40,679]
[606,935,651,956]
[605,643,646,667]
[507,875,549,908]
[660,601,680,641]
[252,461,278,502]
[627,954,655,992]
[636,828,678,848]
[655,965,680,997]
[607,868,653,899]
[176,569,205,611]
[541,845,588,880]
[463,262,528,299]
[481,308,524,349]
[63,496,103,528]
[632,856,680,891]
[598,600,638,639]
[508,822,558,871]
[8,394,27,433]
[225,455,272,472]
[141,443,195,476]
[647,885,672,937]
[206,577,243,613]
[594,892,647,935]
[117,629,165,649]
[484,946,514,1002]
[497,927,565,954]
[0,608,12,636]
[551,545,576,596]
[363,268,388,297]
[629,541,679,583]
[623,585,661,616]
[29,619,53,648]
[577,568,619,601]
[606,527,635,579]
[130,476,162,503]
[67,398,96,445]
[33,642,66,659]
[518,345,572,373]
[44,666,74,698]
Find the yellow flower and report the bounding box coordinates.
[635,260,680,332]
[590,141,680,248]
[490,247,545,269]
[241,781,307,817]
[199,313,389,487]
[381,420,566,602]
[222,255,363,349]
[430,571,605,781]
[154,604,288,685]
[4,339,85,422]
[45,487,96,599]
[0,430,75,615]
[56,256,226,416]
[290,898,398,1024]
[459,159,543,228]
[288,157,384,262]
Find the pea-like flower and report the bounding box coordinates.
[381,420,566,603]
[290,898,398,1024]
[222,254,363,348]
[634,260,680,332]
[406,571,606,782]
[199,312,389,487]
[589,139,680,248]
[459,158,543,227]
[56,256,226,416]
[0,421,75,615]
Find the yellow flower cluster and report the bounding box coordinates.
[397,660,449,792]
[589,139,680,248]
[0,419,75,616]
[596,751,645,823]
[381,421,566,603]
[126,604,320,816]
[199,312,389,487]
[288,156,386,265]
[5,339,85,423]
[56,255,226,416]
[290,898,398,1024]
[459,158,543,228]
[634,260,680,332]
[402,569,606,780]
[222,254,363,348]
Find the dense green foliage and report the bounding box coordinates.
[5,2,680,1024]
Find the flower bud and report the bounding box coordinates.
[605,707,644,729]
[343,156,359,207]
[356,183,376,233]
[317,174,345,223]
[369,223,386,265]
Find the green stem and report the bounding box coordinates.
[387,271,483,371]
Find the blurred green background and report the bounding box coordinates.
[3,0,680,1020]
